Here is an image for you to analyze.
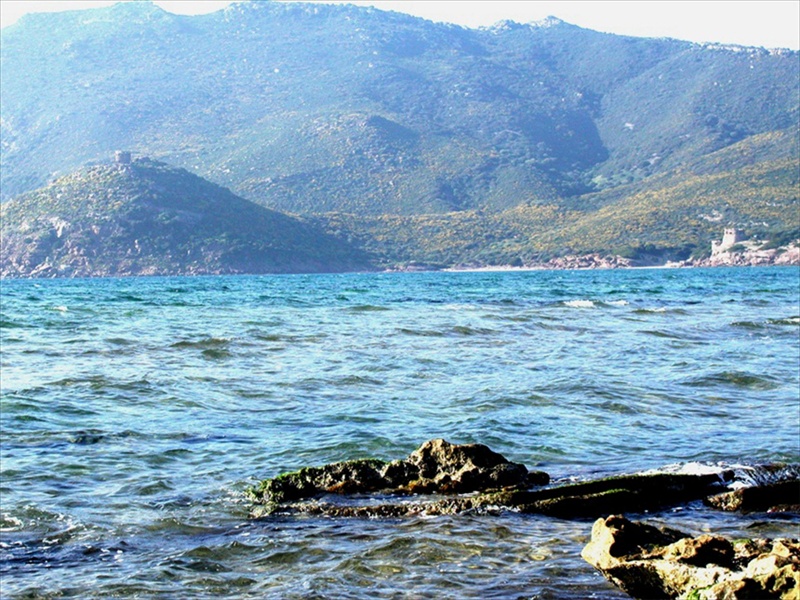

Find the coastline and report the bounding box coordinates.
[2,244,798,279]
[440,244,800,273]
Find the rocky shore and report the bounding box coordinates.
[250,439,800,598]
[681,243,800,268]
[443,242,800,271]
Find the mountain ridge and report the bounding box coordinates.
[1,1,797,274]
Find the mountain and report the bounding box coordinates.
[1,1,798,271]
[0,157,372,277]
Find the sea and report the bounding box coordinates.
[1,266,799,599]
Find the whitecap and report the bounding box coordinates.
[0,514,23,532]
[643,461,800,490]
[645,462,732,476]
[563,300,595,308]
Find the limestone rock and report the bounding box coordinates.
[249,439,545,508]
[582,515,800,599]
[398,438,544,493]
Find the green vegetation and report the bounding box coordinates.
[310,153,798,267]
[0,159,372,277]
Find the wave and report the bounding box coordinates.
[397,327,445,337]
[348,305,391,312]
[46,375,153,391]
[640,330,687,340]
[109,293,146,303]
[201,348,231,360]
[650,461,800,490]
[683,370,780,390]
[335,375,386,387]
[292,375,387,390]
[563,300,595,308]
[731,320,768,330]
[561,299,629,309]
[170,337,232,349]
[250,332,326,344]
[450,325,495,336]
[769,316,800,326]
[396,325,495,337]
[0,319,30,329]
[632,307,689,315]
[732,316,800,329]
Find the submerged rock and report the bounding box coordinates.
[249,439,546,510]
[582,515,800,599]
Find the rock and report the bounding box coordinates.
[542,253,633,270]
[483,471,733,518]
[249,439,546,509]
[706,479,800,513]
[250,458,388,504]
[398,438,545,493]
[664,535,735,568]
[251,441,736,518]
[251,441,761,521]
[582,515,800,599]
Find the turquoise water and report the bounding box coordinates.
[1,267,798,598]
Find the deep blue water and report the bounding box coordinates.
[1,267,798,598]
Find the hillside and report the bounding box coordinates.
[1,1,798,272]
[313,135,800,268]
[0,158,372,277]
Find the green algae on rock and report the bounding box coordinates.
[257,470,735,519]
[249,440,740,519]
[249,458,389,505]
[249,439,547,512]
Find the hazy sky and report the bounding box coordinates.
[1,0,798,50]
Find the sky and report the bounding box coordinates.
[0,0,798,50]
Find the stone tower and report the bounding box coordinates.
[711,228,744,255]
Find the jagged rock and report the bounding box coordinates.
[582,515,800,599]
[249,439,546,508]
[706,479,800,513]
[396,438,546,493]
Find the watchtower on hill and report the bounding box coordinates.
[114,150,131,165]
[711,228,744,255]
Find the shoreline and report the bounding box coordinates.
[2,247,798,279]
[441,263,680,273]
[2,261,798,280]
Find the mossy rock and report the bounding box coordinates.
[250,458,388,504]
